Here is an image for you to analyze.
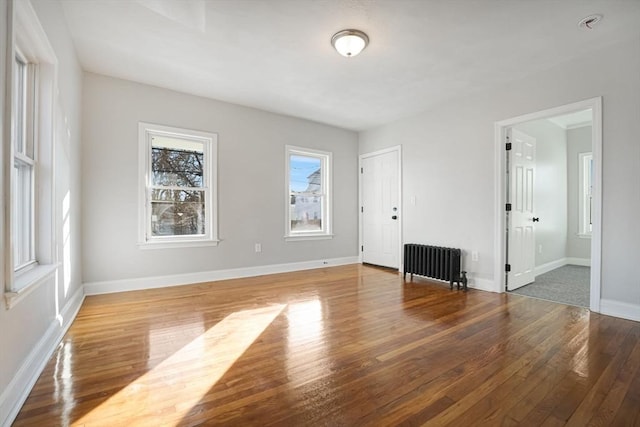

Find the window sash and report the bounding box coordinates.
[151,143,205,188]
[14,52,36,159]
[148,187,208,238]
[12,53,37,272]
[289,194,325,234]
[578,152,593,236]
[140,125,216,244]
[13,150,36,271]
[285,147,331,238]
[14,56,27,155]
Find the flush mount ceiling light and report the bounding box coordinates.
[331,29,369,57]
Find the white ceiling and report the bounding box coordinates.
[60,0,640,131]
[548,109,593,129]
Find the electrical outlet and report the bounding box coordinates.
[410,196,416,206]
[255,243,262,253]
[538,244,542,254]
[472,251,479,262]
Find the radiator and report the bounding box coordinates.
[403,244,467,291]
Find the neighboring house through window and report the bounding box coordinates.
[138,123,218,248]
[285,146,332,240]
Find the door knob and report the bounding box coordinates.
[391,215,398,220]
[532,217,539,222]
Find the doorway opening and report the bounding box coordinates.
[494,98,602,312]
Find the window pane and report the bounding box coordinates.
[588,157,593,228]
[150,189,205,236]
[579,153,593,235]
[289,155,321,194]
[151,136,204,187]
[289,154,323,233]
[290,194,323,232]
[14,56,27,155]
[13,161,34,268]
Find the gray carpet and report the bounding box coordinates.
[510,265,590,307]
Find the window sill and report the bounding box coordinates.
[285,234,334,242]
[138,239,220,250]
[5,263,58,309]
[577,233,592,239]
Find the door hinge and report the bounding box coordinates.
[506,142,512,151]
[506,203,512,211]
[361,245,364,252]
[360,167,363,174]
[361,206,363,213]
[505,263,511,272]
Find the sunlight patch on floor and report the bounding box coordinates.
[75,304,285,425]
[286,298,329,386]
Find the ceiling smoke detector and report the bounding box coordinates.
[578,14,603,30]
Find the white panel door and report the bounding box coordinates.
[361,149,400,269]
[509,129,536,290]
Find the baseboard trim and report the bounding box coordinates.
[535,257,591,277]
[84,256,360,295]
[534,258,568,276]
[468,277,497,293]
[566,257,591,267]
[0,286,85,427]
[600,299,640,322]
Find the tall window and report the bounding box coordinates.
[12,53,36,271]
[5,0,58,304]
[139,123,218,247]
[578,152,593,237]
[285,146,332,240]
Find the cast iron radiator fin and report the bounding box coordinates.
[403,244,468,291]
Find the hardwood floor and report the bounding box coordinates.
[13,264,640,426]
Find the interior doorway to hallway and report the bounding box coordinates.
[494,98,602,312]
[508,111,592,307]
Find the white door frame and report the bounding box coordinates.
[494,97,602,312]
[359,145,403,269]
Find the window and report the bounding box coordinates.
[578,152,593,237]
[138,123,218,248]
[12,53,36,272]
[285,146,332,240]
[4,0,58,306]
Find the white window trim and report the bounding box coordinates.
[3,0,58,307]
[138,122,219,249]
[284,145,333,241]
[5,264,57,309]
[578,152,592,238]
[13,50,37,272]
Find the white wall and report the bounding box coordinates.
[0,0,84,424]
[567,126,592,260]
[359,37,640,312]
[513,120,567,268]
[81,73,359,286]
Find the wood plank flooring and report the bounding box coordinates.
[13,264,640,426]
